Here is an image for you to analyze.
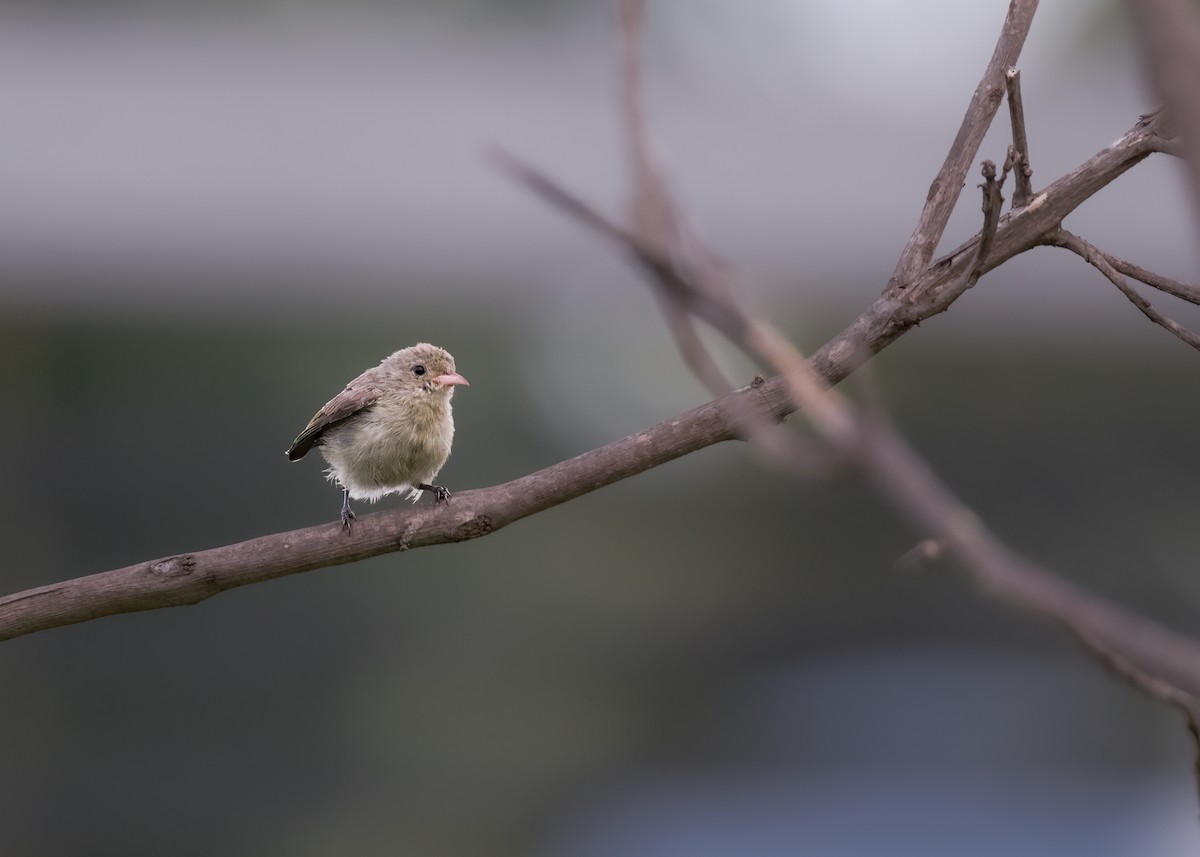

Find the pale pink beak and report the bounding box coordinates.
[435,372,469,388]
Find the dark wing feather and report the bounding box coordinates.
[285,383,379,460]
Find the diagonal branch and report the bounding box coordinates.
[0,380,763,641]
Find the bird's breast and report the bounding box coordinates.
[319,396,454,496]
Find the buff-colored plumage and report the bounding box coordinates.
[286,343,468,530]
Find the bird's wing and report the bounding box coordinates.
[285,382,380,461]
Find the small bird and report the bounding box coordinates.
[286,343,468,531]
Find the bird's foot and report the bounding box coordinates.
[340,489,357,533]
[418,483,452,503]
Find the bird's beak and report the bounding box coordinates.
[435,372,469,388]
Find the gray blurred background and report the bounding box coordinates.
[3,1,1200,855]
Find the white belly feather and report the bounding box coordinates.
[319,397,455,501]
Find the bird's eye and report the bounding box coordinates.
[412,365,426,376]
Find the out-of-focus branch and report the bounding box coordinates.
[887,0,1040,294]
[613,0,857,459]
[1076,627,1200,798]
[616,0,734,397]
[1127,0,1200,224]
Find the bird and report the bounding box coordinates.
[286,343,468,531]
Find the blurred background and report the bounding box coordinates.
[3,0,1200,854]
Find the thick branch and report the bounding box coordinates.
[0,382,764,641]
[12,323,1199,701]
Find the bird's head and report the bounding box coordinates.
[385,343,469,398]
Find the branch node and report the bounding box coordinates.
[452,515,495,542]
[148,555,197,579]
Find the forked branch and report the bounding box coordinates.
[886,0,1040,293]
[1046,228,1200,352]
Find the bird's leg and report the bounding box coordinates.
[417,483,452,503]
[340,488,357,532]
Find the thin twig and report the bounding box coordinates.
[887,0,1040,293]
[933,159,1007,311]
[1047,228,1200,352]
[1108,254,1200,306]
[1005,67,1036,207]
[1000,145,1018,187]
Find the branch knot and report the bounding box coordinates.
[148,555,196,579]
